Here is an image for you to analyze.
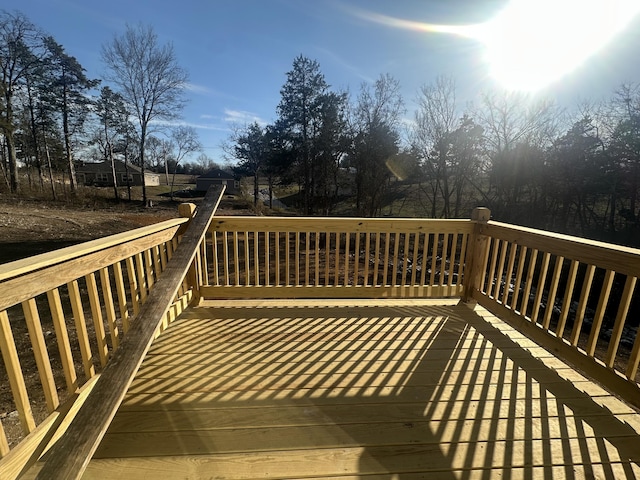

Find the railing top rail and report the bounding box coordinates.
[482,220,640,278]
[212,216,474,234]
[32,185,225,480]
[0,217,188,283]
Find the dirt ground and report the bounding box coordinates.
[0,194,246,265]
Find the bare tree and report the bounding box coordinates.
[101,23,188,205]
[169,125,201,199]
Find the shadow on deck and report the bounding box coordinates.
[87,299,640,479]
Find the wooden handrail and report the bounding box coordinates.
[31,185,224,480]
[481,221,640,278]
[0,218,188,282]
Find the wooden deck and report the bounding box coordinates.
[64,299,640,479]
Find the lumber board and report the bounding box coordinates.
[27,440,640,479]
[0,218,187,283]
[95,419,640,458]
[211,216,474,234]
[104,401,640,435]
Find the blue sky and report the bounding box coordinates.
[6,0,640,163]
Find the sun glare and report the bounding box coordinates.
[476,0,640,91]
[348,0,640,91]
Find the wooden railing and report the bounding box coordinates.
[204,217,474,298]
[0,189,223,478]
[202,208,640,407]
[0,200,639,477]
[468,209,640,408]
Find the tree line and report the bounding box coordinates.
[229,55,640,245]
[0,11,204,203]
[3,9,640,245]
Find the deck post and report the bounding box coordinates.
[462,207,491,303]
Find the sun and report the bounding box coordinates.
[346,0,640,92]
[473,0,640,91]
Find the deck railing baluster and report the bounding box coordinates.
[22,298,58,412]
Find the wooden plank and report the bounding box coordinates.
[556,259,578,338]
[22,298,59,412]
[134,252,147,303]
[200,284,464,299]
[419,233,429,287]
[353,232,360,286]
[607,276,636,369]
[67,280,95,380]
[510,245,527,311]
[586,269,614,357]
[144,249,154,289]
[113,262,130,334]
[531,251,550,323]
[410,233,419,287]
[382,232,390,286]
[373,232,382,285]
[391,232,400,286]
[491,239,506,298]
[447,233,458,287]
[32,186,225,480]
[223,231,230,286]
[212,217,474,235]
[243,231,250,286]
[324,231,331,286]
[0,310,36,434]
[47,288,78,393]
[285,231,291,286]
[96,416,640,460]
[99,268,120,351]
[501,241,517,305]
[519,248,538,319]
[314,232,319,286]
[0,219,186,283]
[124,257,139,317]
[58,439,640,479]
[344,232,351,286]
[400,233,410,286]
[85,273,108,367]
[211,231,219,286]
[570,264,595,346]
[0,421,8,457]
[334,232,341,285]
[542,256,564,330]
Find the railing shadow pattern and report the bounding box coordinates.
[91,301,640,478]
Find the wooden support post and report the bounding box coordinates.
[462,207,491,303]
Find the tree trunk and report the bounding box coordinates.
[140,128,148,206]
[44,136,56,200]
[62,82,78,192]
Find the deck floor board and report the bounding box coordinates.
[87,300,640,479]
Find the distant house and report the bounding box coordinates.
[196,169,239,194]
[76,160,160,187]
